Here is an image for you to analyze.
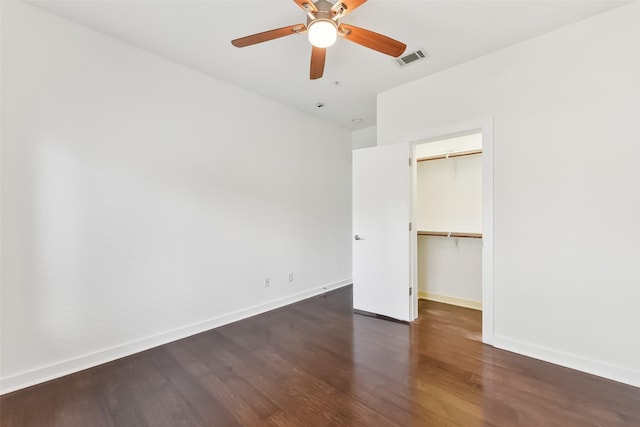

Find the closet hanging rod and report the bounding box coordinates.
[417,149,482,163]
[417,231,483,239]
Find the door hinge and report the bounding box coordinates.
[409,288,413,296]
[408,157,412,166]
[409,222,412,231]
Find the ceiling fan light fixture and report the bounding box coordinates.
[230,0,406,80]
[308,19,337,48]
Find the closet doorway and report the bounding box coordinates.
[416,133,483,310]
[409,123,493,344]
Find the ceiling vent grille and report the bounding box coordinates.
[394,49,429,67]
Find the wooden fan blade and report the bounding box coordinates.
[310,46,326,80]
[231,24,305,47]
[332,0,367,17]
[338,24,406,57]
[293,0,317,13]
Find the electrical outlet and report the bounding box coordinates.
[264,277,270,287]
[288,272,294,282]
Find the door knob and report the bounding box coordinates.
[354,235,363,240]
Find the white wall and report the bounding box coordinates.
[418,236,482,305]
[0,2,352,393]
[415,133,482,158]
[416,155,483,233]
[379,2,640,387]
[351,125,377,150]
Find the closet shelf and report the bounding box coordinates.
[418,231,482,239]
[417,149,482,163]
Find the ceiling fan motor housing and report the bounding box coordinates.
[306,0,336,22]
[307,0,339,48]
[306,0,339,29]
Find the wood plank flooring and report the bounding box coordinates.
[2,285,639,426]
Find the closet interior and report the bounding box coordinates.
[416,133,483,311]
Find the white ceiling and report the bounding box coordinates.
[27,0,628,130]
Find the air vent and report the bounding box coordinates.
[394,49,429,67]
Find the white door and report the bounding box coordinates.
[352,143,412,321]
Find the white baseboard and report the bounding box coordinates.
[0,279,352,395]
[493,335,640,389]
[418,291,482,311]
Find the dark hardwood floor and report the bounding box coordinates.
[2,285,639,426]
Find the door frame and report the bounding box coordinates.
[405,117,494,345]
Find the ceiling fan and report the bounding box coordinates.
[231,0,407,80]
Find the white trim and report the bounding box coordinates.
[410,147,419,321]
[0,279,352,395]
[493,335,640,389]
[405,117,494,345]
[418,291,482,311]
